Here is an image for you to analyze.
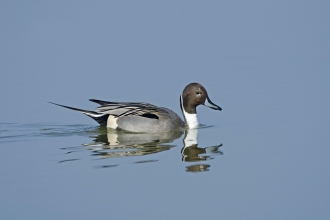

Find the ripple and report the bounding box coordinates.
[0,122,224,172]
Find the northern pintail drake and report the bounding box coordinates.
[50,83,222,133]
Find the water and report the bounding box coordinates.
[0,123,227,219]
[0,123,222,171]
[1,1,330,219]
[1,105,329,219]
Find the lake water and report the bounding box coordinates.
[1,1,330,219]
[1,86,329,219]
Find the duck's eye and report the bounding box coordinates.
[196,92,201,95]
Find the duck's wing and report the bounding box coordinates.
[90,99,167,119]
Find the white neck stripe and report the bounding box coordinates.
[181,96,199,129]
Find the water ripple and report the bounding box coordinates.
[0,123,224,172]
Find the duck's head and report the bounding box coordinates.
[181,83,222,114]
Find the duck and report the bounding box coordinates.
[50,82,222,133]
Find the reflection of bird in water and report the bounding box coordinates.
[57,126,223,171]
[84,127,183,159]
[181,129,223,172]
[186,164,211,172]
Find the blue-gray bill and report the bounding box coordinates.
[204,96,222,111]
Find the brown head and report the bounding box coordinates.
[180,83,222,114]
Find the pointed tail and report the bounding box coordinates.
[49,102,109,126]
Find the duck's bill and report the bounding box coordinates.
[204,96,222,111]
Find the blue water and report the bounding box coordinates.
[1,106,329,219]
[1,1,330,219]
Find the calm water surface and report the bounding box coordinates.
[0,123,223,171]
[1,110,329,219]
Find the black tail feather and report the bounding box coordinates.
[89,114,109,126]
[49,102,109,126]
[89,99,114,106]
[49,102,97,114]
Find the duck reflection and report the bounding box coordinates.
[59,126,223,172]
[181,129,223,172]
[83,127,183,159]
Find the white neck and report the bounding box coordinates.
[181,96,199,129]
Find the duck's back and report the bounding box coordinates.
[117,107,185,133]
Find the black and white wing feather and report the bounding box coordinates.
[50,99,167,127]
[90,99,166,119]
